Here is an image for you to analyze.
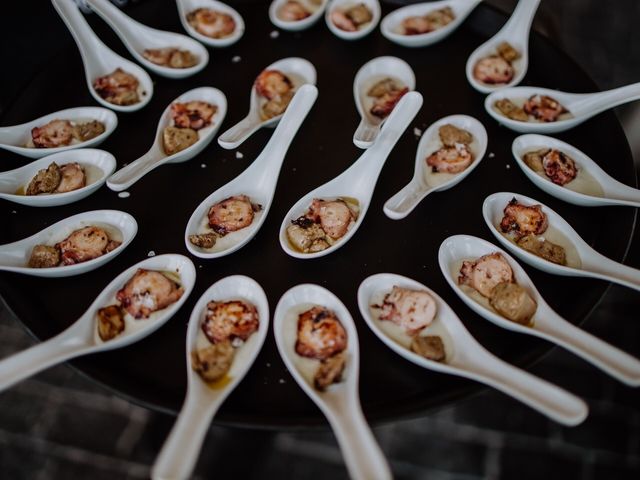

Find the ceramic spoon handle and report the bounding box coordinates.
[152,392,219,480]
[460,350,588,425]
[107,150,164,192]
[383,178,430,220]
[327,401,392,480]
[51,0,101,61]
[353,118,381,148]
[85,0,138,38]
[217,115,263,150]
[573,82,640,117]
[582,254,640,293]
[502,0,541,37]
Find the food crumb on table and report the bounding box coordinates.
[232,55,241,63]
[236,151,244,159]
[270,30,280,39]
[488,152,495,158]
[506,164,511,169]
[147,250,156,257]
[413,127,422,137]
[11,210,16,214]
[201,163,206,168]
[278,378,285,384]
[118,192,130,198]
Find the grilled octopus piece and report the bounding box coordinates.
[171,101,217,130]
[255,70,294,100]
[426,143,473,173]
[93,68,140,106]
[542,149,577,186]
[186,8,235,38]
[202,300,260,344]
[278,1,311,21]
[295,306,348,360]
[55,226,120,266]
[473,55,514,84]
[331,10,357,31]
[207,195,261,235]
[314,352,347,391]
[377,286,436,336]
[523,95,568,122]
[142,48,198,69]
[116,269,184,319]
[367,79,409,119]
[459,252,514,298]
[55,162,85,193]
[307,198,356,239]
[500,198,548,239]
[31,119,74,148]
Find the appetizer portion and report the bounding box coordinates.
[331,3,373,32]
[426,124,475,174]
[278,1,311,21]
[93,68,141,106]
[186,8,236,39]
[366,78,409,119]
[255,69,295,121]
[97,269,184,341]
[286,198,359,253]
[401,7,455,35]
[142,48,198,69]
[188,195,263,249]
[458,252,537,326]
[523,148,578,186]
[494,95,570,123]
[192,299,260,383]
[162,100,218,155]
[295,306,348,391]
[30,119,105,149]
[473,41,520,85]
[24,162,85,196]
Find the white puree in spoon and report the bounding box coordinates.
[368,289,455,363]
[422,129,481,188]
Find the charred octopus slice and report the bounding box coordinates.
[473,55,514,84]
[31,120,74,148]
[171,101,217,130]
[500,198,548,239]
[93,68,140,106]
[459,252,514,298]
[367,79,409,119]
[378,286,436,335]
[524,95,568,122]
[542,149,577,186]
[187,8,235,38]
[116,269,184,319]
[55,226,120,266]
[55,163,85,193]
[295,306,347,360]
[308,199,356,239]
[202,300,260,344]
[207,195,261,235]
[278,1,311,21]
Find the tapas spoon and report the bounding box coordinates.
[0,254,195,393]
[439,234,640,386]
[485,83,640,133]
[0,210,137,278]
[107,86,227,192]
[186,85,318,259]
[152,275,269,480]
[483,191,640,292]
[352,56,416,149]
[512,134,640,208]
[357,273,588,425]
[325,0,380,41]
[280,91,423,259]
[176,0,245,47]
[274,284,392,480]
[383,114,488,220]
[269,0,329,32]
[0,107,117,159]
[380,0,482,48]
[85,0,209,79]
[0,148,116,207]
[217,57,317,150]
[466,0,541,93]
[51,0,154,112]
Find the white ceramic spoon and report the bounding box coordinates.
[186,85,318,259]
[85,0,209,79]
[274,284,392,480]
[280,91,422,259]
[0,107,117,159]
[352,56,416,149]
[325,0,380,41]
[357,273,588,425]
[0,254,195,393]
[485,83,640,133]
[380,0,482,48]
[269,0,329,31]
[176,0,245,47]
[0,210,137,278]
[152,275,269,480]
[483,191,640,292]
[217,57,317,150]
[107,87,227,192]
[51,0,153,112]
[466,0,541,93]
[383,114,487,220]
[512,134,640,208]
[0,149,116,207]
[439,234,640,386]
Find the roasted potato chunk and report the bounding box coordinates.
[489,282,537,326]
[191,340,235,383]
[97,305,125,341]
[163,126,198,155]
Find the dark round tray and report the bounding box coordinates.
[1,0,636,428]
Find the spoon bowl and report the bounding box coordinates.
[0,148,116,207]
[483,191,640,292]
[269,0,329,31]
[186,85,318,259]
[274,284,392,480]
[357,273,588,425]
[107,86,227,192]
[380,0,482,48]
[86,0,209,79]
[466,0,541,93]
[176,0,245,47]
[485,83,640,133]
[325,0,380,41]
[439,234,640,386]
[512,134,640,207]
[0,107,117,159]
[0,210,137,277]
[152,275,269,480]
[279,91,423,259]
[52,0,154,112]
[352,56,416,148]
[218,57,317,150]
[0,254,195,393]
[383,114,487,219]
